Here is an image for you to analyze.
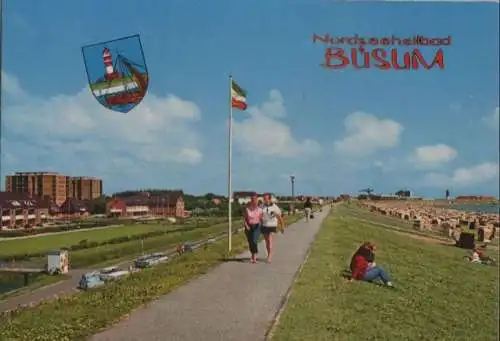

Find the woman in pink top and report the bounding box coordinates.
[244,194,263,263]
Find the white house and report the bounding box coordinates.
[233,192,278,205]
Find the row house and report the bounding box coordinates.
[106,191,185,218]
[0,192,49,229]
[57,198,90,220]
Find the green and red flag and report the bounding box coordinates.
[231,79,247,110]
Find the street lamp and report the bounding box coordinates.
[290,175,295,215]
[0,0,4,189]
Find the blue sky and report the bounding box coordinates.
[1,0,499,198]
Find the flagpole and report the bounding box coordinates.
[0,0,4,190]
[227,75,233,252]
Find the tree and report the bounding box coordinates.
[87,196,107,214]
[203,193,217,200]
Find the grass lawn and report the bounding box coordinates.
[0,220,241,270]
[0,220,219,259]
[271,207,498,341]
[68,220,239,268]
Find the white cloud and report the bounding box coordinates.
[409,144,458,169]
[2,72,204,178]
[232,89,321,158]
[422,162,500,188]
[482,107,499,131]
[1,70,27,99]
[334,112,404,157]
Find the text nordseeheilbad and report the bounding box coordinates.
[313,33,451,71]
[323,34,451,46]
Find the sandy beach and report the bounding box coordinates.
[360,200,499,240]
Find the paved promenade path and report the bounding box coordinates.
[90,207,331,341]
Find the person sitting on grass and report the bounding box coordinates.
[349,242,394,287]
[465,248,496,265]
[350,241,375,269]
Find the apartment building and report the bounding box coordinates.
[5,172,68,205]
[67,177,103,200]
[5,172,103,205]
[107,191,185,218]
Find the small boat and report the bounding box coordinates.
[78,271,105,290]
[99,266,130,281]
[134,253,169,268]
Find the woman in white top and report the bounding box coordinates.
[261,193,285,263]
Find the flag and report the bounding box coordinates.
[231,80,247,110]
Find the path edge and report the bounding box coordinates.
[264,210,329,341]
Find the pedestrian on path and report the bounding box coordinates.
[244,194,263,263]
[304,197,313,222]
[261,194,285,263]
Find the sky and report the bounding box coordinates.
[1,0,499,198]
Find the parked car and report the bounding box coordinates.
[134,253,169,268]
[78,271,105,290]
[98,266,130,281]
[177,243,195,255]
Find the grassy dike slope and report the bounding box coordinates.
[271,208,498,341]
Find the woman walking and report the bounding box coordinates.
[261,193,285,263]
[244,194,262,263]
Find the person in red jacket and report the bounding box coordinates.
[349,242,394,287]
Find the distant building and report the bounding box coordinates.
[395,189,413,198]
[5,172,69,205]
[233,191,277,205]
[67,177,103,201]
[106,190,185,218]
[59,198,90,218]
[0,192,52,229]
[4,172,103,205]
[456,195,496,201]
[233,191,257,204]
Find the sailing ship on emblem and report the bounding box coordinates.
[82,35,149,113]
